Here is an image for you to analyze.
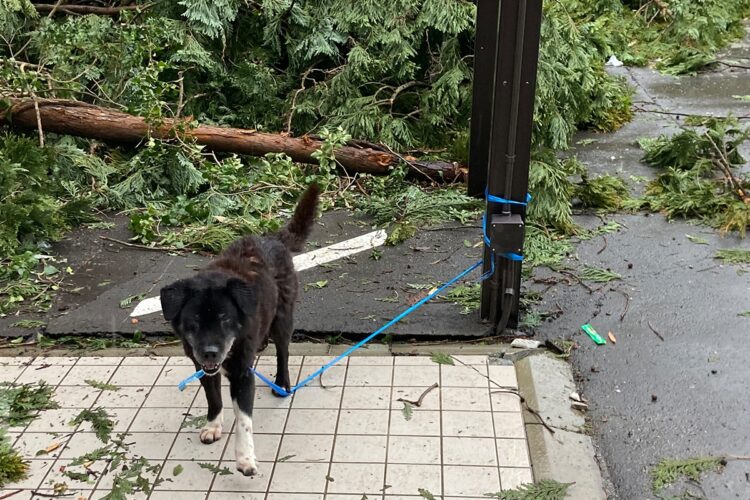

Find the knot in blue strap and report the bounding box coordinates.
[485,188,532,207]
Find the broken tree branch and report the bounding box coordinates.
[2,98,465,182]
[34,3,153,16]
[397,383,439,407]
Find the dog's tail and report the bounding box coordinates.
[276,184,320,252]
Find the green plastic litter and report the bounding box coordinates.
[581,324,606,345]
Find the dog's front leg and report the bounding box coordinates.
[197,367,223,444]
[230,370,258,476]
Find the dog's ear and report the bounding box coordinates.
[160,281,191,322]
[227,279,257,317]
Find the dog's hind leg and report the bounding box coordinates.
[230,370,258,476]
[270,308,293,397]
[198,368,223,444]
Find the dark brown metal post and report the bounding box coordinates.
[468,0,544,332]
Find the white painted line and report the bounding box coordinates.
[129,229,388,317]
[293,229,387,271]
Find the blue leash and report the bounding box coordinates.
[178,259,482,396]
[177,190,531,396]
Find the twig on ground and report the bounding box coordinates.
[597,236,608,255]
[0,491,23,500]
[647,321,665,341]
[397,383,438,407]
[614,289,630,321]
[451,356,556,435]
[98,236,182,253]
[558,270,595,293]
[633,106,750,121]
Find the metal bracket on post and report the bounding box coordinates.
[468,0,543,333]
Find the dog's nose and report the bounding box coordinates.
[203,345,220,360]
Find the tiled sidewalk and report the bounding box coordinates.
[1,354,532,499]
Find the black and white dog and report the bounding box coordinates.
[159,185,319,475]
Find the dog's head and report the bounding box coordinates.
[160,274,256,376]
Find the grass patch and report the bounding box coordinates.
[651,456,724,492]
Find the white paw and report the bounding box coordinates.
[236,456,259,476]
[200,421,222,444]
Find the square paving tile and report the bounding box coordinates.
[385,463,442,496]
[267,462,329,493]
[278,433,333,462]
[326,462,386,494]
[2,354,533,498]
[333,434,387,463]
[387,435,441,464]
[443,465,501,497]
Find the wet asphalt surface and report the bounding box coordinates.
[3,29,750,500]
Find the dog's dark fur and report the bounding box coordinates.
[160,184,319,476]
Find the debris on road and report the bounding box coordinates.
[511,338,542,349]
[581,324,607,345]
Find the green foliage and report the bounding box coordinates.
[85,380,119,392]
[575,174,630,212]
[179,0,241,40]
[0,427,27,487]
[527,153,585,234]
[0,382,59,427]
[580,266,622,283]
[715,249,750,265]
[633,118,750,237]
[71,407,114,442]
[524,225,574,271]
[444,283,481,315]
[430,352,454,365]
[651,456,724,492]
[197,462,233,475]
[484,479,573,499]
[565,0,750,75]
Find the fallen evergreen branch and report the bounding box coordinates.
[651,456,725,492]
[715,249,750,264]
[484,479,573,499]
[0,428,27,487]
[632,117,750,237]
[0,382,59,427]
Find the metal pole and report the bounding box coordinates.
[468,0,544,332]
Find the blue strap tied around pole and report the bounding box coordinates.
[177,259,484,396]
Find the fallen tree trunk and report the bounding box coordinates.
[2,98,465,182]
